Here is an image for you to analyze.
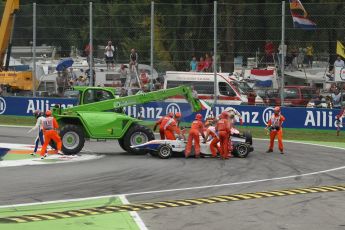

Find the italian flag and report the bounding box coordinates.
[199,99,212,110]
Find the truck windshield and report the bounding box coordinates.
[64,90,81,104]
[231,81,252,94]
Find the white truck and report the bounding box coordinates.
[163,71,263,105]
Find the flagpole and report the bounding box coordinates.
[280,1,285,107]
[213,1,218,106]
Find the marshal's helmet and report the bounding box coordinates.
[195,113,203,121]
[274,106,281,113]
[175,112,182,119]
[221,111,229,119]
[33,110,41,118]
[45,110,52,117]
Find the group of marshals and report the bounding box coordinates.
[28,110,63,159]
[155,107,286,158]
[28,106,286,159]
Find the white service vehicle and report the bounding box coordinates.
[164,71,263,105]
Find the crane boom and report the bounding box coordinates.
[0,0,19,69]
[60,86,202,114]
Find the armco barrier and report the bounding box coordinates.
[0,96,342,130]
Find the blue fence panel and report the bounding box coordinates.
[0,96,77,116]
[0,96,342,130]
[124,102,342,130]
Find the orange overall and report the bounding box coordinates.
[164,118,181,140]
[267,114,285,152]
[216,118,231,159]
[185,120,204,157]
[40,117,62,156]
[156,116,171,139]
[205,126,221,157]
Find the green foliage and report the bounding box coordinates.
[5,0,345,71]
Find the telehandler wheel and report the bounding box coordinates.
[123,124,155,154]
[118,138,127,151]
[60,124,85,155]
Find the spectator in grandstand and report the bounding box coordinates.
[325,95,333,109]
[139,69,149,86]
[119,87,127,97]
[278,42,287,66]
[288,46,298,71]
[204,53,213,72]
[154,81,162,91]
[119,64,129,87]
[85,68,96,86]
[129,48,138,72]
[305,44,313,68]
[56,70,69,95]
[0,84,3,95]
[297,47,305,69]
[333,55,345,71]
[105,41,115,70]
[197,57,206,72]
[264,40,275,66]
[84,43,93,67]
[190,56,198,71]
[331,88,342,108]
[68,67,77,81]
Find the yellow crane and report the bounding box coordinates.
[0,0,35,92]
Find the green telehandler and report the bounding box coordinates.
[52,85,202,155]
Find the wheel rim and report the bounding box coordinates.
[130,132,148,146]
[237,145,248,157]
[160,146,171,157]
[62,131,80,150]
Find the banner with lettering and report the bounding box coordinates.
[0,96,342,130]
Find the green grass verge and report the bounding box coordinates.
[0,197,139,230]
[0,115,35,126]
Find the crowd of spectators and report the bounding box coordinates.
[189,53,213,72]
[262,41,317,71]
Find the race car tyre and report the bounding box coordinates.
[60,124,85,155]
[123,124,155,154]
[157,145,172,159]
[243,131,253,145]
[234,143,249,158]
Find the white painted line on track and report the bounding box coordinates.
[0,140,344,209]
[0,124,31,128]
[119,195,148,230]
[1,165,344,209]
[0,154,103,168]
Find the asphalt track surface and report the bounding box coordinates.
[1,126,345,230]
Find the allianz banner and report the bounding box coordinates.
[0,96,77,116]
[0,96,342,130]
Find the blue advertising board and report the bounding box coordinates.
[0,96,342,130]
[0,96,77,116]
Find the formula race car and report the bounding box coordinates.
[131,131,253,159]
